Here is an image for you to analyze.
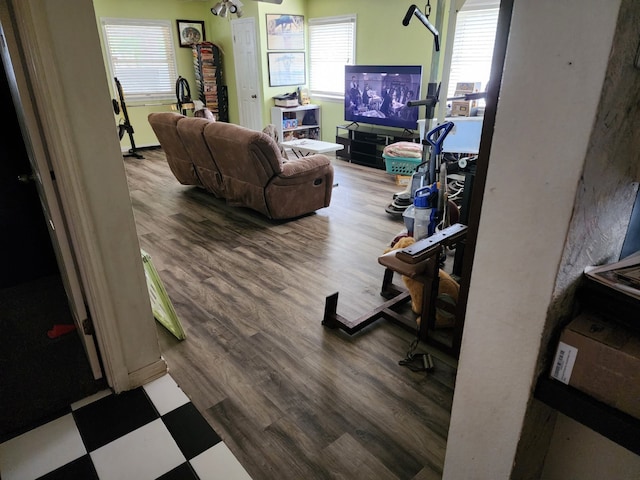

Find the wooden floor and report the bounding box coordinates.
[124,149,456,480]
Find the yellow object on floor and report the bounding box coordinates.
[141,249,186,340]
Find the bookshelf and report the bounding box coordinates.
[270,104,320,143]
[192,42,228,122]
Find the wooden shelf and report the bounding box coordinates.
[284,124,319,133]
[534,376,640,455]
[533,276,640,456]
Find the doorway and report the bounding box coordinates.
[0,60,105,441]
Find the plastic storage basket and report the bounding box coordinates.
[382,154,422,175]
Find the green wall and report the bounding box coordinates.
[306,1,450,141]
[92,0,449,147]
[256,0,306,118]
[93,0,211,149]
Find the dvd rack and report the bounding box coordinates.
[192,42,228,122]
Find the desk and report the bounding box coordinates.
[418,116,483,154]
[281,139,344,158]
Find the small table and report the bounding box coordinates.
[281,139,344,158]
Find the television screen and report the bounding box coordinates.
[345,65,423,131]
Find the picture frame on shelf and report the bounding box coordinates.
[266,14,304,50]
[267,52,306,87]
[298,87,310,105]
[176,19,205,48]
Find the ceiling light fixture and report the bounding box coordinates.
[210,2,223,15]
[211,0,243,19]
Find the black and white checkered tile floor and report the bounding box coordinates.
[0,374,252,480]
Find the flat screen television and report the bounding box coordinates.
[345,65,423,131]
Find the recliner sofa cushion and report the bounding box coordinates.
[147,112,202,186]
[176,117,224,197]
[203,122,280,217]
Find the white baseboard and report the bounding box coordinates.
[120,144,161,153]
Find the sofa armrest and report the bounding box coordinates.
[279,154,332,179]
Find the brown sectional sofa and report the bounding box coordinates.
[148,112,334,220]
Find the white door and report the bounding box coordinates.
[231,17,263,131]
[0,5,102,379]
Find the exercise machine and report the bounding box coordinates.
[386,3,455,234]
[112,77,143,159]
[323,4,470,372]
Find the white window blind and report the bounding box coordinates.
[447,5,499,99]
[101,18,178,103]
[308,15,356,97]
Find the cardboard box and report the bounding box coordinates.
[455,82,481,94]
[451,100,472,117]
[550,312,640,419]
[452,82,480,117]
[395,175,411,186]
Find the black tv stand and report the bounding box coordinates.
[335,124,419,170]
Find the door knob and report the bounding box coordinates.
[17,173,35,183]
[251,94,257,99]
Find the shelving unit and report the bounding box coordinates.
[335,124,419,170]
[192,42,228,122]
[270,104,320,142]
[534,278,640,455]
[535,377,640,455]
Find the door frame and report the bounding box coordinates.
[0,3,102,379]
[0,0,166,393]
[231,17,263,130]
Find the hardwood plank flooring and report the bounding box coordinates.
[124,149,456,480]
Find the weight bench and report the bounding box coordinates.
[322,223,468,363]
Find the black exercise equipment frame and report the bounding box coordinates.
[114,77,143,159]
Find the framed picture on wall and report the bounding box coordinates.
[176,19,205,48]
[267,52,306,87]
[266,14,304,50]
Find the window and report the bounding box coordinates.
[308,15,356,98]
[447,2,499,100]
[101,18,178,103]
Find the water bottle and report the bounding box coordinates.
[412,185,437,240]
[403,204,415,236]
